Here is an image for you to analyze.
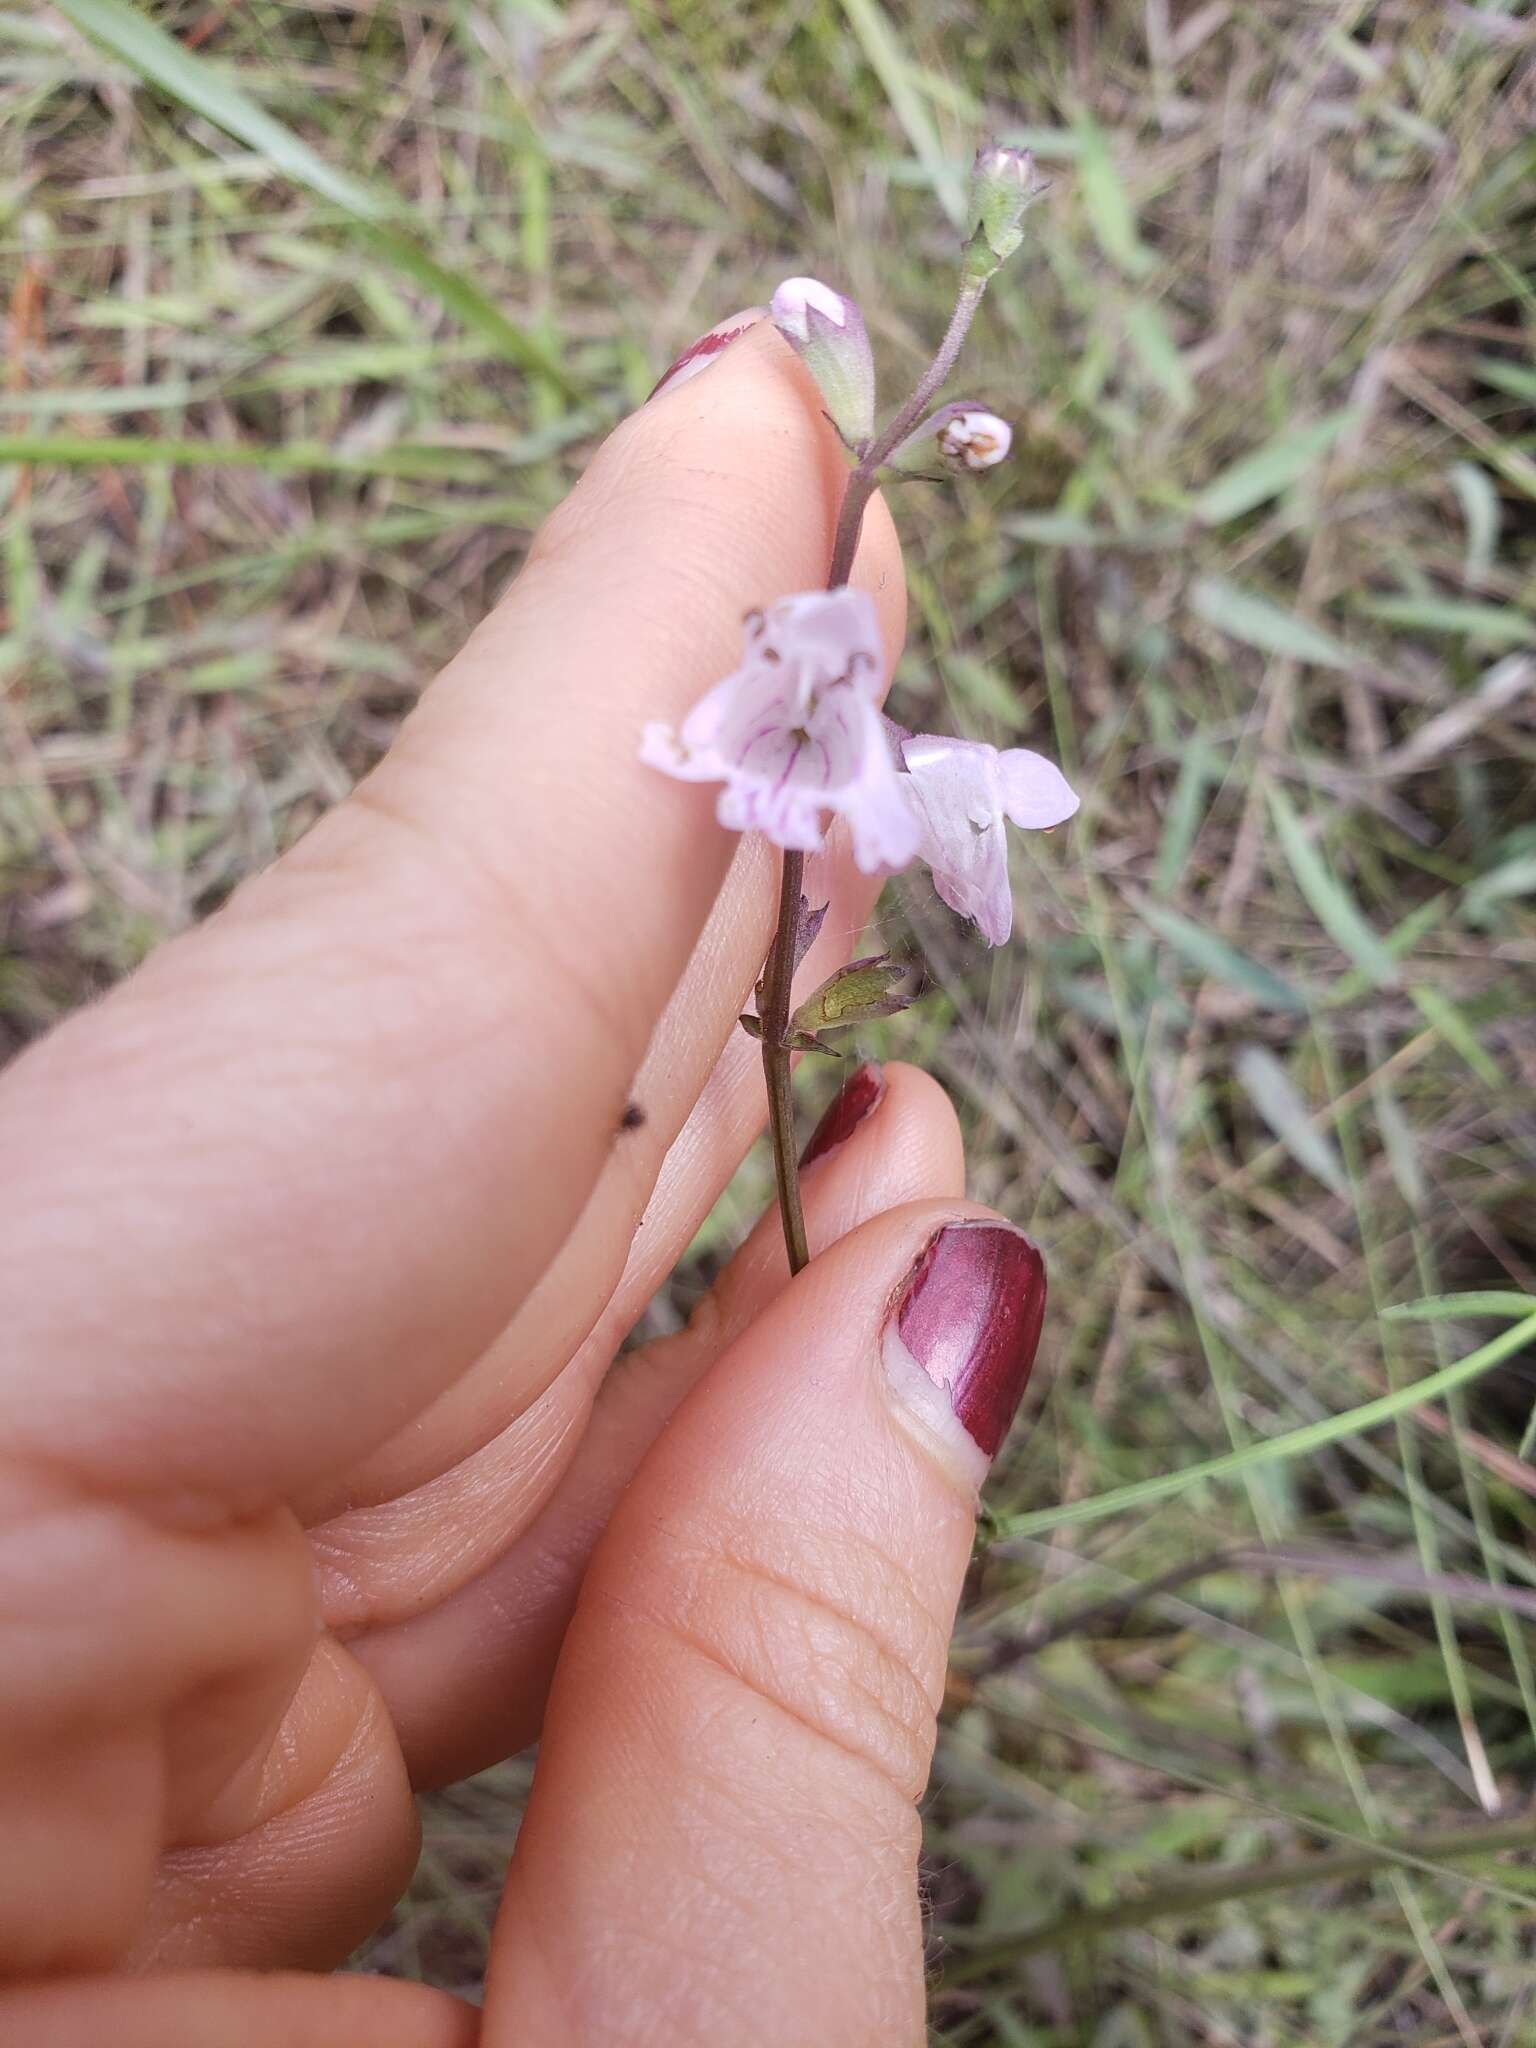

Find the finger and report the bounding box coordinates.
[0,317,904,1510]
[295,807,884,1526]
[70,1066,955,1980]
[484,1202,1048,2048]
[127,1634,418,1972]
[307,1030,910,1632]
[353,1063,964,1786]
[0,1971,475,2048]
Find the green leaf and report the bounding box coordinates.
[1449,462,1500,585]
[1190,577,1355,669]
[836,0,966,224]
[942,651,1020,720]
[1358,594,1535,647]
[1464,852,1536,925]
[53,0,572,384]
[1476,356,1536,402]
[1193,409,1361,524]
[56,0,383,215]
[1075,119,1156,278]
[1233,1045,1349,1199]
[1000,1312,1536,1539]
[0,431,519,482]
[1267,785,1399,987]
[1410,983,1503,1087]
[1122,302,1194,412]
[1385,1293,1536,1324]
[1154,736,1222,898]
[1140,902,1309,1013]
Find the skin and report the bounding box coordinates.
[0,323,1020,2045]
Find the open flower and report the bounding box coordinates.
[900,732,1078,945]
[642,589,920,875]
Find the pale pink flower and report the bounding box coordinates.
[642,589,920,875]
[769,277,876,448]
[901,732,1078,945]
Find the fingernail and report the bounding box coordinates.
[800,1061,885,1168]
[882,1222,1046,1486]
[648,308,764,400]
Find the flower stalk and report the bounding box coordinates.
[643,143,1063,1279]
[760,848,810,1272]
[757,271,989,1275]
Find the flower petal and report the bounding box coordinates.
[900,734,1014,942]
[997,748,1079,829]
[639,719,724,782]
[639,587,899,860]
[755,587,884,694]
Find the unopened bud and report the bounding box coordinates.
[963,142,1046,281]
[887,401,1013,477]
[770,276,876,450]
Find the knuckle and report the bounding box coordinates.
[648,1521,947,1806]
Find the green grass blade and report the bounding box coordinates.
[1410,984,1503,1087]
[1267,786,1400,987]
[1001,1313,1536,1539]
[53,0,571,383]
[1358,594,1535,647]
[1075,119,1157,279]
[959,1815,1536,1963]
[1191,576,1355,669]
[1233,1044,1349,1199]
[1193,409,1361,525]
[55,0,382,213]
[1140,902,1309,1013]
[0,431,516,482]
[1385,1292,1536,1324]
[837,0,966,223]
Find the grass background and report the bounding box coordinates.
[5,1,1536,2040]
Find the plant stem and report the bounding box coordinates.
[758,273,988,1275]
[760,848,809,1272]
[826,276,986,587]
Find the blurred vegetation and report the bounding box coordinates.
[5,1,1536,2040]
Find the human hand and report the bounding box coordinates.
[0,317,1047,2047]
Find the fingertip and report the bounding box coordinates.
[605,315,906,660]
[875,1061,965,1196]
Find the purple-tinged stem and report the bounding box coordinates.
[758,273,988,1276]
[825,277,986,588]
[760,847,809,1273]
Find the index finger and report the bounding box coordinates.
[0,318,906,1506]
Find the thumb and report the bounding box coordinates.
[484,1204,1047,2048]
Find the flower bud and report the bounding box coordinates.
[769,276,876,450]
[886,401,1013,477]
[963,142,1046,281]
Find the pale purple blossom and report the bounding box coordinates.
[901,732,1079,945]
[769,277,876,448]
[769,277,854,341]
[641,589,920,875]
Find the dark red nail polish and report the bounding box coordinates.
[800,1061,886,1168]
[647,309,762,400]
[895,1223,1046,1458]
